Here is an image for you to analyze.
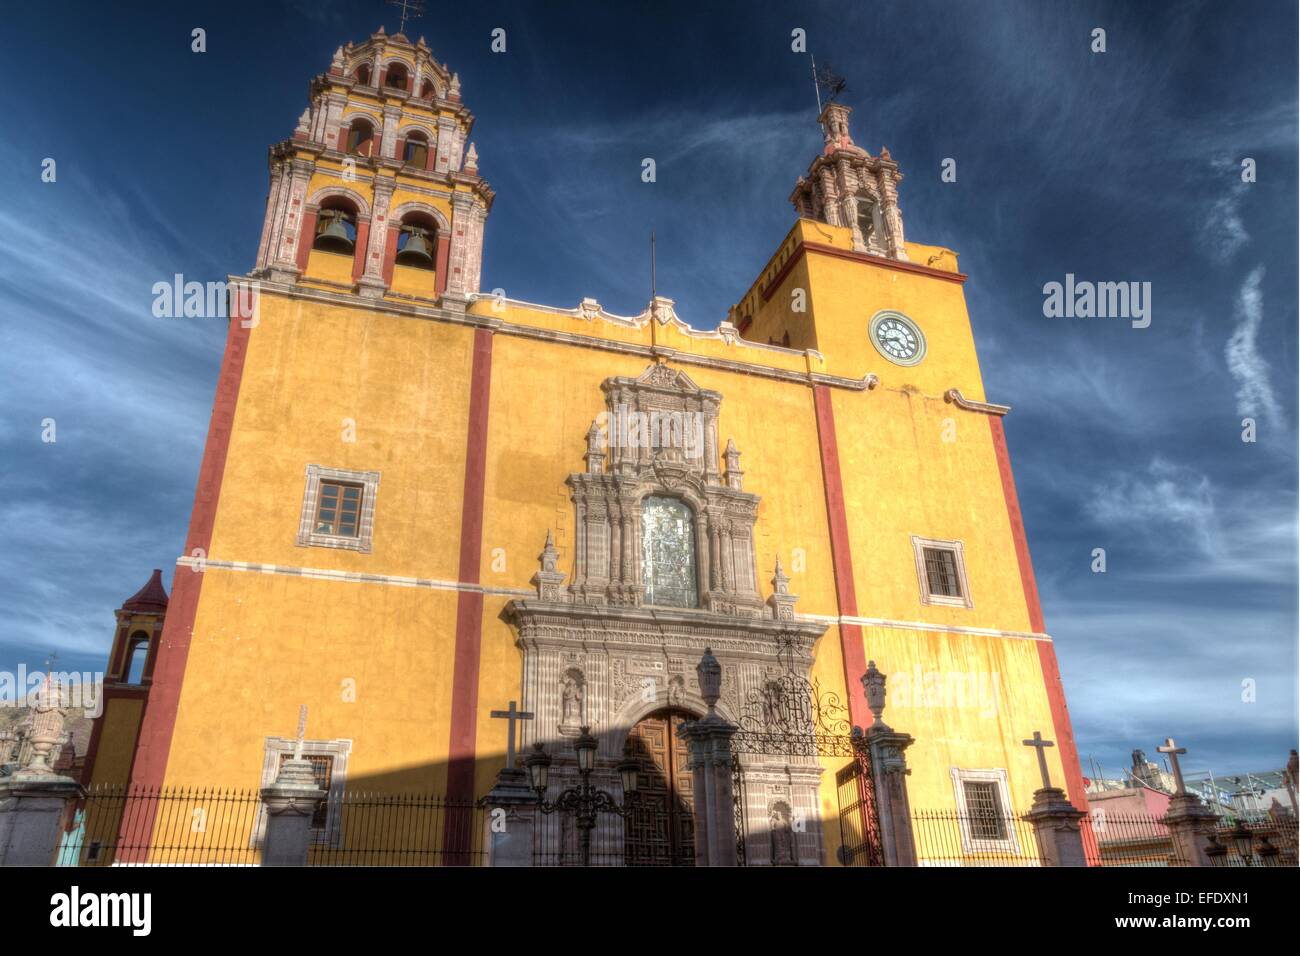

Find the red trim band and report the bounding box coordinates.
[988,416,1089,814]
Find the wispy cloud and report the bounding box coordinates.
[1226,266,1283,428]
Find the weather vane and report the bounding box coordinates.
[809,55,848,113]
[388,0,425,35]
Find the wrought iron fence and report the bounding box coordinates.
[56,785,487,866]
[912,810,1043,866]
[1207,816,1298,868]
[1084,810,1188,866]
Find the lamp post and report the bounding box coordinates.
[525,727,641,866]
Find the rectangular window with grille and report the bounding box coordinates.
[912,536,972,607]
[962,780,1007,840]
[315,481,363,537]
[923,547,961,598]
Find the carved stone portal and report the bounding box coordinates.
[504,363,830,866]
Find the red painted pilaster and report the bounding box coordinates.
[811,385,871,727]
[988,416,1089,813]
[443,328,494,853]
[434,234,451,296]
[115,288,256,860]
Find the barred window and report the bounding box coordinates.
[912,536,972,608]
[923,547,961,598]
[962,780,1007,840]
[315,481,363,537]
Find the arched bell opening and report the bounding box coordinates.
[384,62,409,92]
[354,64,372,86]
[402,130,430,170]
[419,78,436,99]
[305,197,362,284]
[388,211,439,298]
[344,118,375,157]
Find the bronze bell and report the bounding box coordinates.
[395,225,435,268]
[314,210,354,254]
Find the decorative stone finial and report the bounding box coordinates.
[16,673,66,777]
[464,142,478,171]
[766,557,797,621]
[696,648,722,712]
[449,72,461,98]
[649,295,675,326]
[724,438,743,490]
[584,421,606,474]
[376,24,386,35]
[532,530,565,601]
[861,660,887,727]
[294,109,311,139]
[331,46,345,71]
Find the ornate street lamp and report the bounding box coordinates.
[526,727,640,866]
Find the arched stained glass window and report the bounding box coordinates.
[641,496,698,608]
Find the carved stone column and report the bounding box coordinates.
[679,649,739,867]
[267,158,314,283]
[861,661,918,866]
[356,177,394,298]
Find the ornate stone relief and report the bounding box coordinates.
[503,362,832,864]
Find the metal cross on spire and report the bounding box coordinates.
[490,700,534,770]
[809,55,847,114]
[1157,737,1189,795]
[388,0,425,35]
[1023,730,1057,790]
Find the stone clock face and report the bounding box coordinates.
[869,312,926,366]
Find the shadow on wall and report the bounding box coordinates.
[59,744,851,867]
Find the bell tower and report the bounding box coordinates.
[789,102,908,261]
[252,27,494,308]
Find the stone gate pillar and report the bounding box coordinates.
[680,649,739,867]
[481,766,538,867]
[861,661,918,867]
[260,756,326,866]
[0,676,83,866]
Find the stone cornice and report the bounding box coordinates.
[944,388,1011,416]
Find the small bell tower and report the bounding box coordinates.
[789,102,908,261]
[251,27,494,309]
[80,570,170,788]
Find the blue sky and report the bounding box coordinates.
[1,0,1295,781]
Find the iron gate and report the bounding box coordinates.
[835,746,884,867]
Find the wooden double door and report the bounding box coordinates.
[624,708,695,866]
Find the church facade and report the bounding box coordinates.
[96,28,1087,865]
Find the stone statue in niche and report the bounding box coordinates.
[559,668,585,733]
[667,674,685,707]
[770,801,797,866]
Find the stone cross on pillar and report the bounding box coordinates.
[1155,736,1218,866]
[1023,731,1056,790]
[1019,729,1087,866]
[1156,738,1188,795]
[490,701,534,770]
